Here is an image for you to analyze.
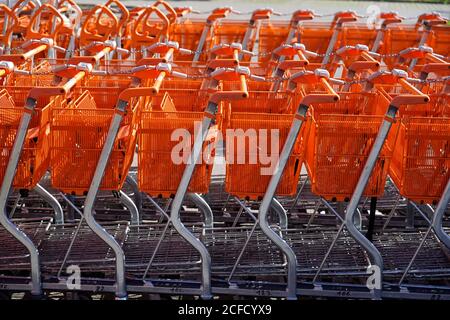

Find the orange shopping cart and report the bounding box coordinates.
[0,62,90,297]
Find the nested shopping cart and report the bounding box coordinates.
[376,13,449,69]
[134,65,252,299]
[0,63,90,297]
[300,69,430,298]
[387,67,449,205]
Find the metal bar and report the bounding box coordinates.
[33,183,64,224]
[145,194,170,221]
[344,105,399,299]
[188,193,214,229]
[431,180,450,249]
[306,200,321,230]
[7,193,21,219]
[371,29,384,53]
[381,194,401,233]
[169,101,218,299]
[257,105,309,300]
[271,198,288,230]
[312,223,345,283]
[193,23,211,62]
[126,175,142,214]
[82,99,129,299]
[0,97,42,296]
[119,190,140,226]
[366,197,377,241]
[57,216,84,278]
[398,226,433,285]
[321,28,339,67]
[288,176,308,213]
[226,221,259,283]
[239,20,256,60]
[141,220,171,280]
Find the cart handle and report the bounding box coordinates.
[0,5,19,47]
[332,11,358,28]
[378,12,404,27]
[367,70,430,106]
[105,0,130,32]
[26,4,65,41]
[28,67,89,98]
[80,5,119,43]
[416,12,446,27]
[290,10,315,24]
[58,0,82,28]
[151,0,177,25]
[398,46,446,64]
[288,69,340,105]
[335,45,381,73]
[12,0,41,14]
[419,63,450,79]
[173,7,195,18]
[132,6,170,45]
[207,7,233,23]
[272,43,311,68]
[250,8,277,21]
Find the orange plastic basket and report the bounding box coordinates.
[170,20,215,61]
[304,92,397,201]
[50,90,140,194]
[258,21,290,63]
[388,91,450,203]
[223,91,307,200]
[138,99,217,197]
[0,87,59,189]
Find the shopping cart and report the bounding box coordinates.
[0,63,90,297]
[257,10,316,64]
[302,69,430,298]
[376,13,449,69]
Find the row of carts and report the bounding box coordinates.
[0,0,449,300]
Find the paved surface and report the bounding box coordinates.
[74,0,450,19]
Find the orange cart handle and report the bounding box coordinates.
[12,0,38,13]
[26,4,65,41]
[420,63,450,78]
[301,78,340,105]
[28,69,87,98]
[210,74,249,103]
[152,0,177,25]
[58,0,82,27]
[390,78,430,106]
[105,0,130,31]
[290,10,315,24]
[132,6,170,45]
[81,5,119,42]
[0,5,19,46]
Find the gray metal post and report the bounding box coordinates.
[33,183,64,224]
[125,174,142,214]
[257,104,309,300]
[371,29,385,53]
[321,28,340,67]
[0,97,42,296]
[239,20,256,60]
[431,180,450,249]
[119,190,139,225]
[189,193,214,229]
[82,100,128,299]
[170,102,218,299]
[344,105,399,299]
[271,198,288,230]
[193,23,212,62]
